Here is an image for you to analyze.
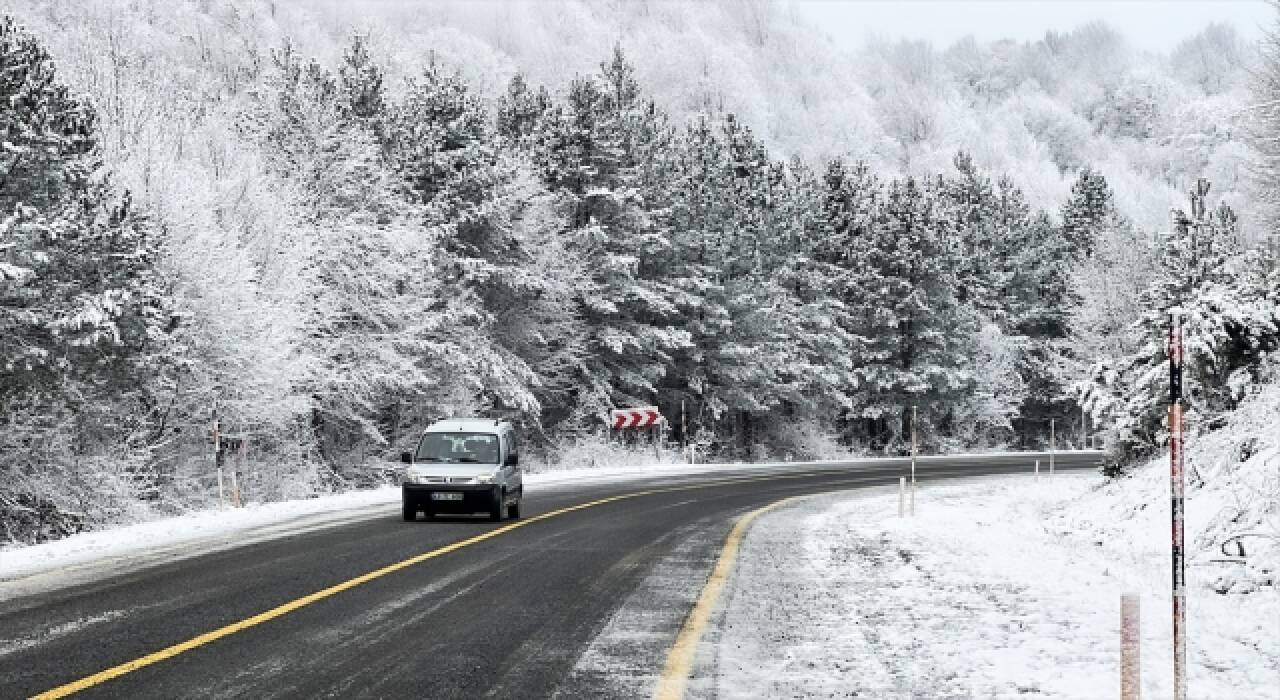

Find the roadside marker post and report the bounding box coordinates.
[1168,311,1188,700]
[898,477,906,518]
[681,400,688,464]
[1081,403,1087,449]
[1049,418,1056,479]
[910,405,917,516]
[1035,459,1040,482]
[1121,593,1141,700]
[211,402,225,509]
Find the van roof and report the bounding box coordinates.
[424,418,510,434]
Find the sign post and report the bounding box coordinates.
[610,406,665,460]
[1169,311,1187,700]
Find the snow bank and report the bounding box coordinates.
[707,473,1278,699]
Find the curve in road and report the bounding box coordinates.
[0,452,1102,699]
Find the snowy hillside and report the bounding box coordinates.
[1075,366,1280,595]
[1,0,1260,233]
[1,0,1277,543]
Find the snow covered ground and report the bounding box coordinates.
[702,471,1279,699]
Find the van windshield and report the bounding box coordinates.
[413,432,500,464]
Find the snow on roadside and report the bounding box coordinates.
[705,473,1279,699]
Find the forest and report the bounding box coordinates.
[2,0,1277,543]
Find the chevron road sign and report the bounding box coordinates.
[610,406,664,429]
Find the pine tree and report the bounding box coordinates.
[495,72,551,146]
[1083,181,1280,460]
[1,18,175,535]
[530,46,689,429]
[849,177,972,451]
[809,157,881,439]
[338,33,385,128]
[1060,168,1113,260]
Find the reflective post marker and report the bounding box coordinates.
[1121,593,1141,700]
[910,405,917,516]
[1049,418,1055,479]
[1169,312,1187,700]
[212,402,225,509]
[681,400,688,464]
[1081,403,1087,449]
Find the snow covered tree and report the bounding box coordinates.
[529,46,689,430]
[387,59,603,434]
[1083,181,1280,460]
[1249,10,1280,239]
[848,176,972,451]
[495,72,551,146]
[938,153,1079,446]
[1060,168,1114,260]
[337,32,385,127]
[1,17,175,538]
[811,157,880,440]
[1069,216,1158,363]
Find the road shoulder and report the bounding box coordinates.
[694,473,1279,699]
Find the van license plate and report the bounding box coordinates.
[431,492,463,501]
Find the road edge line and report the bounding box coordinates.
[652,494,808,700]
[29,471,838,699]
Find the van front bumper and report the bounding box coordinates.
[402,483,497,513]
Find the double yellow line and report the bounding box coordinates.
[32,469,847,699]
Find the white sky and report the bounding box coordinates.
[791,0,1274,52]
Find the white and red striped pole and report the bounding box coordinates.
[1168,311,1187,700]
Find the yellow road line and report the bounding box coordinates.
[653,494,807,700]
[32,469,841,699]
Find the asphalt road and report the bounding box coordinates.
[0,452,1102,699]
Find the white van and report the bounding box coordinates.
[399,419,523,522]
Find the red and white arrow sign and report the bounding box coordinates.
[610,406,664,429]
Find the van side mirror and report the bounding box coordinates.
[400,452,413,464]
[505,453,519,467]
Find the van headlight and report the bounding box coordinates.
[473,471,499,484]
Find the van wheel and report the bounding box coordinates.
[402,501,417,522]
[489,488,505,522]
[506,500,521,520]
